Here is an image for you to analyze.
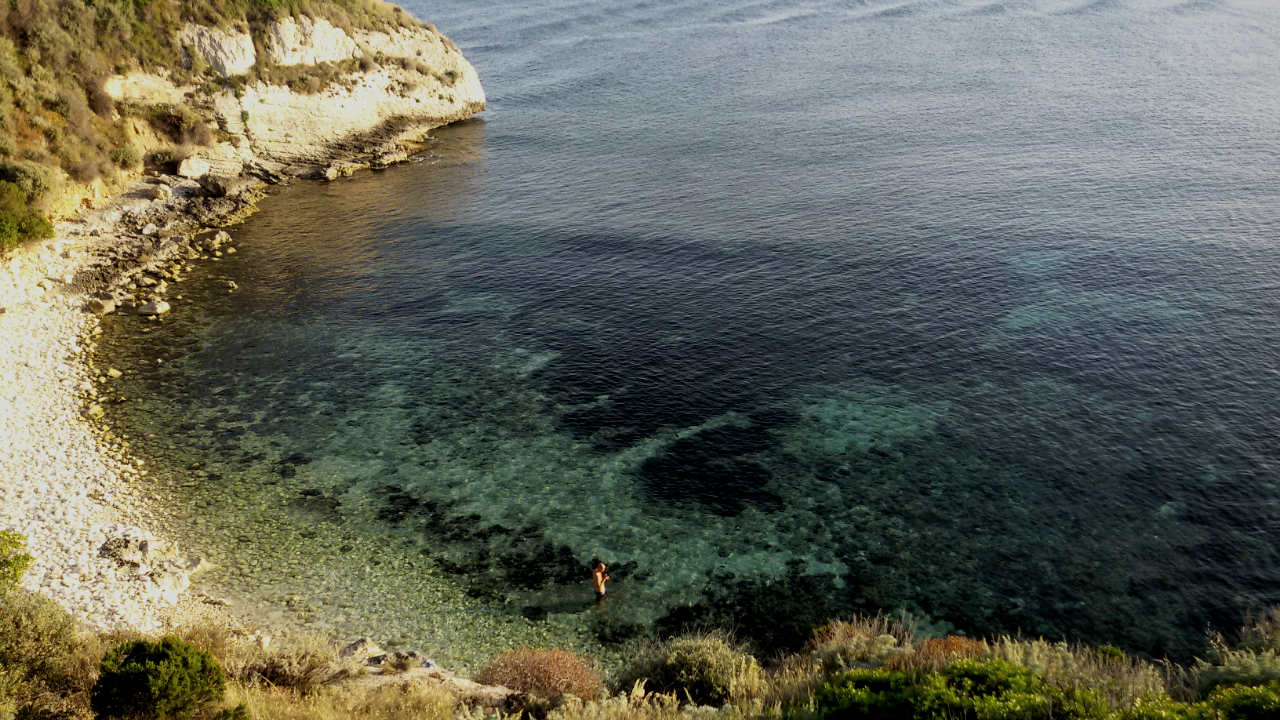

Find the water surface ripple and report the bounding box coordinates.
[108,0,1280,662]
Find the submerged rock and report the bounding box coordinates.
[137,300,170,315]
[86,298,115,316]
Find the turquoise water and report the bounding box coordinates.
[104,0,1280,663]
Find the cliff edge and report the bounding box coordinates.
[106,16,485,180]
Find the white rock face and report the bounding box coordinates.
[266,16,360,66]
[179,23,256,77]
[109,21,484,172]
[176,157,210,179]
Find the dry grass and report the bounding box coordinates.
[228,633,366,696]
[805,613,916,652]
[475,648,603,700]
[227,679,454,720]
[549,682,759,720]
[990,637,1166,710]
[887,635,990,675]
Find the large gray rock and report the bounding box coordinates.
[198,174,258,198]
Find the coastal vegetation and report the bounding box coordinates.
[3,534,1280,720]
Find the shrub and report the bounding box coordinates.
[889,636,990,675]
[475,648,602,700]
[0,531,33,595]
[815,658,1112,720]
[0,160,61,210]
[991,637,1166,711]
[616,633,763,706]
[18,214,55,240]
[91,636,226,720]
[0,589,102,718]
[110,145,141,169]
[1194,647,1280,695]
[1205,682,1280,719]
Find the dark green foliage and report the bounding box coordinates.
[0,530,32,595]
[109,145,141,168]
[91,636,226,720]
[0,162,60,209]
[18,214,53,239]
[815,659,1110,720]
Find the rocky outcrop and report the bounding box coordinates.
[266,16,361,66]
[108,19,485,178]
[178,24,256,77]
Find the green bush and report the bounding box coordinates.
[0,160,60,210]
[1194,648,1280,695]
[815,659,1110,720]
[18,214,54,239]
[616,633,763,706]
[0,589,88,713]
[109,145,141,169]
[1206,682,1280,719]
[815,668,917,720]
[91,636,227,720]
[1113,697,1210,720]
[0,531,33,595]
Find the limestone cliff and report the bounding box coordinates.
[105,17,485,180]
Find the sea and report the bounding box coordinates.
[97,0,1280,668]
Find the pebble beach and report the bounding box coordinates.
[0,179,243,635]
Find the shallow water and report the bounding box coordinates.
[104,0,1280,663]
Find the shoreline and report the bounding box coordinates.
[0,155,613,672]
[0,172,275,634]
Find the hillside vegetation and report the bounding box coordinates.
[0,0,426,249]
[4,532,1280,720]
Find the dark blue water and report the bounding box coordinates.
[114,0,1280,661]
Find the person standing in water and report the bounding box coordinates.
[593,562,610,602]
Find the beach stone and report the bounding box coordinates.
[141,223,158,236]
[340,636,383,659]
[83,404,105,420]
[107,368,122,378]
[149,186,173,200]
[87,298,115,316]
[137,300,170,315]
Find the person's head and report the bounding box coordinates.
[596,562,606,571]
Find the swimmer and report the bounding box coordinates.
[593,561,610,602]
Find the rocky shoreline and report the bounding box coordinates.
[0,169,268,632]
[0,140,448,636]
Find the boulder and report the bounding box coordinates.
[177,156,211,179]
[86,298,115,316]
[198,174,258,198]
[150,185,173,200]
[137,299,170,315]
